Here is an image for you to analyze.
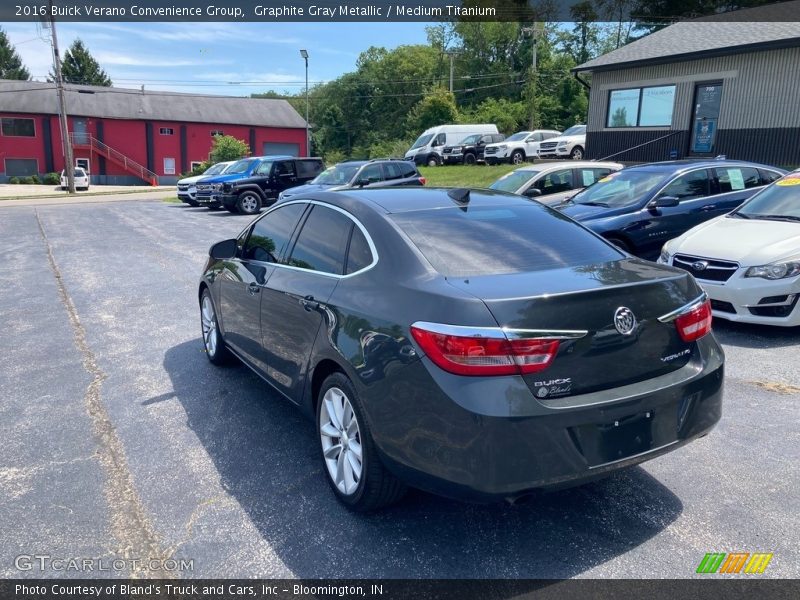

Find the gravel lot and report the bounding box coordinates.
[0,198,798,579]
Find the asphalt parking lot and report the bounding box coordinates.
[0,198,798,579]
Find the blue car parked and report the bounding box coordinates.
[195,155,291,208]
[557,160,786,258]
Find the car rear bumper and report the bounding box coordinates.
[368,335,723,501]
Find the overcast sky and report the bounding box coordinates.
[1,21,433,96]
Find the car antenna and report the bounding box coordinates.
[448,188,470,207]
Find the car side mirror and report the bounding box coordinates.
[356,177,369,187]
[524,187,543,197]
[651,195,680,208]
[209,238,237,260]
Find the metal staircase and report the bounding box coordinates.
[69,133,159,186]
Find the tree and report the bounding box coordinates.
[51,39,111,86]
[610,107,629,127]
[408,87,459,132]
[0,27,30,80]
[209,135,250,163]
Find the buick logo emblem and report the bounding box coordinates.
[614,307,637,336]
[692,260,708,271]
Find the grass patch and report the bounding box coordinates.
[419,163,521,188]
[162,196,182,203]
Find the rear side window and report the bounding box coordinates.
[400,162,418,178]
[245,203,306,262]
[345,227,373,275]
[288,205,353,275]
[760,169,783,184]
[297,160,322,178]
[716,167,760,192]
[580,168,612,187]
[391,204,621,277]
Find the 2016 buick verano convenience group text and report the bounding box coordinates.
[198,188,724,511]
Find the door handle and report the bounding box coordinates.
[248,283,260,295]
[300,295,319,311]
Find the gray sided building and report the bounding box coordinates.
[574,14,800,168]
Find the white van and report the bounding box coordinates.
[404,124,499,166]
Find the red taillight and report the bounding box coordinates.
[675,299,712,342]
[410,324,560,376]
[418,177,426,185]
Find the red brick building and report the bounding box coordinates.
[0,79,308,185]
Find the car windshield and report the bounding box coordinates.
[571,170,668,208]
[505,132,530,142]
[391,204,621,277]
[562,125,586,136]
[410,133,433,150]
[459,134,481,145]
[489,170,540,193]
[312,164,361,185]
[204,163,227,175]
[227,159,256,174]
[734,174,800,220]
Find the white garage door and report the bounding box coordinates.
[263,142,300,157]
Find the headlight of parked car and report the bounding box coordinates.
[557,142,568,148]
[658,246,671,264]
[495,144,506,150]
[745,261,800,280]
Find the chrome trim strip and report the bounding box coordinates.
[243,199,380,280]
[744,294,796,308]
[657,292,708,323]
[410,321,588,340]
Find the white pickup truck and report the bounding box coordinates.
[483,129,562,165]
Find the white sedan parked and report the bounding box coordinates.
[61,168,90,190]
[659,171,800,327]
[488,161,624,206]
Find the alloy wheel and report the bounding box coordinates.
[240,194,259,214]
[201,295,218,357]
[319,386,363,496]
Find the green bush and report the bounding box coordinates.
[43,172,60,185]
[8,176,20,184]
[30,175,41,184]
[209,135,250,164]
[368,139,411,160]
[19,176,33,184]
[324,149,346,166]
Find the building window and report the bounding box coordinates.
[1,118,35,137]
[163,158,176,175]
[607,85,676,128]
[4,158,38,176]
[76,158,90,172]
[159,127,174,135]
[210,130,224,136]
[190,161,203,170]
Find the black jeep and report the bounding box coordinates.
[219,157,324,215]
[442,133,505,165]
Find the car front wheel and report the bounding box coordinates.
[237,192,261,215]
[570,146,584,160]
[317,372,406,511]
[511,150,525,165]
[426,156,439,167]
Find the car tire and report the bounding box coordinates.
[511,150,525,165]
[605,236,630,253]
[426,156,439,167]
[570,146,584,160]
[200,289,234,366]
[317,372,406,512]
[237,192,261,215]
[464,153,477,165]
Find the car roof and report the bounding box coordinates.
[516,161,623,172]
[627,159,778,172]
[325,187,529,214]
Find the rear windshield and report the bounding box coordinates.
[391,204,621,277]
[489,170,539,193]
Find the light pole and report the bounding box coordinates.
[300,49,309,156]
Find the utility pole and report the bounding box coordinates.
[522,24,541,130]
[445,51,461,93]
[49,0,75,193]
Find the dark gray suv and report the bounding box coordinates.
[277,159,425,202]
